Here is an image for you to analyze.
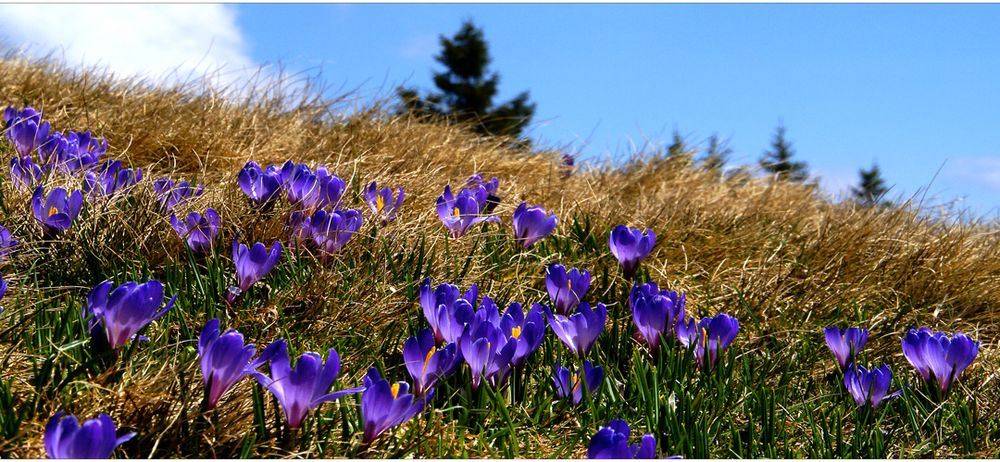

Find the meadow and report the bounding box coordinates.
[0,56,998,458]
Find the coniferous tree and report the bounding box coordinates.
[665,129,694,166]
[851,162,890,207]
[700,133,732,174]
[759,124,808,182]
[667,129,688,158]
[397,20,536,141]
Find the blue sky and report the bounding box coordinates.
[2,4,999,216]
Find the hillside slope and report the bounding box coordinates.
[0,56,996,457]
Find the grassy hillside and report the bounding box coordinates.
[0,56,997,458]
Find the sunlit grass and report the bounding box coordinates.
[0,54,997,458]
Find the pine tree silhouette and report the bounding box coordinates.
[700,133,732,174]
[851,162,890,207]
[759,124,808,182]
[665,129,695,167]
[397,20,536,142]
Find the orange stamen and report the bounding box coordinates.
[422,348,435,377]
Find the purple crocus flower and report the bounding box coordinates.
[2,106,32,124]
[547,302,607,358]
[83,160,143,200]
[419,278,477,345]
[823,326,869,370]
[844,364,900,409]
[308,209,363,260]
[361,367,432,444]
[435,184,500,238]
[286,165,346,211]
[170,208,221,254]
[0,272,7,313]
[198,318,281,409]
[609,225,656,279]
[0,225,16,259]
[403,328,460,396]
[152,177,204,211]
[10,155,46,190]
[460,320,517,391]
[512,202,557,248]
[901,328,979,394]
[31,186,84,236]
[466,174,499,195]
[42,131,107,174]
[630,282,685,353]
[553,361,604,405]
[232,238,283,291]
[3,106,50,156]
[587,419,656,459]
[363,181,404,224]
[286,210,313,251]
[44,411,135,459]
[500,302,546,367]
[561,153,576,178]
[83,280,177,350]
[468,175,502,214]
[271,160,298,186]
[250,340,364,429]
[237,161,283,206]
[676,313,740,370]
[546,263,591,315]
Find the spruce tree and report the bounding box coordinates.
[759,124,808,182]
[700,133,732,174]
[397,20,536,141]
[667,129,688,158]
[665,129,694,166]
[851,162,890,207]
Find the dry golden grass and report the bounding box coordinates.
[1,54,998,457]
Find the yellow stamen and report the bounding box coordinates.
[390,383,400,399]
[48,207,58,217]
[511,326,522,339]
[572,373,582,393]
[376,195,385,213]
[421,348,435,377]
[567,280,572,290]
[453,207,461,217]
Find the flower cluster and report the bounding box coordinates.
[3,114,985,459]
[630,282,685,353]
[676,313,740,370]
[822,325,979,409]
[587,419,657,459]
[5,107,112,187]
[152,177,204,211]
[83,160,142,201]
[4,106,140,239]
[901,328,979,395]
[170,208,221,255]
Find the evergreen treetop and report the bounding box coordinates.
[397,20,536,142]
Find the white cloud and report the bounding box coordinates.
[0,4,255,86]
